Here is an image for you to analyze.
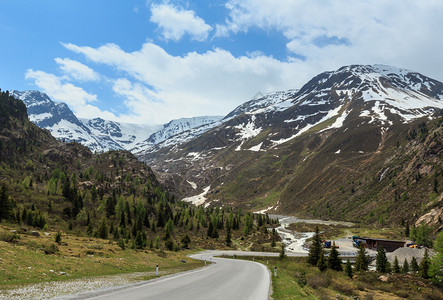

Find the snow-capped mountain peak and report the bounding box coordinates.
[224,89,299,119]
[12,90,223,153]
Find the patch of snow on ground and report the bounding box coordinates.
[29,112,52,122]
[187,181,197,189]
[371,101,387,121]
[235,140,244,151]
[272,105,343,146]
[368,101,392,125]
[320,110,349,132]
[271,134,298,146]
[182,186,210,206]
[284,112,320,123]
[234,115,262,140]
[383,87,443,110]
[359,110,370,117]
[248,142,263,152]
[296,105,343,136]
[187,152,201,160]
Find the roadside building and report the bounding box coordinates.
[352,236,405,252]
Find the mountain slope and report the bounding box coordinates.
[10,90,108,151]
[140,64,443,225]
[130,116,223,154]
[80,117,162,151]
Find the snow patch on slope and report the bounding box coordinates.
[248,142,263,152]
[320,110,350,132]
[234,115,262,140]
[182,186,210,206]
[29,113,52,123]
[271,105,343,146]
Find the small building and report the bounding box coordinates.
[352,236,405,252]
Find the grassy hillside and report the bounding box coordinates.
[0,225,203,287]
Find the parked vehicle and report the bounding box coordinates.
[323,240,331,248]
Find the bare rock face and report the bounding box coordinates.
[415,200,443,230]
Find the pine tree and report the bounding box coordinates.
[393,256,400,273]
[135,231,145,249]
[120,210,126,228]
[113,227,119,240]
[345,258,353,279]
[327,243,343,271]
[317,248,327,272]
[0,184,12,221]
[271,236,276,247]
[355,244,369,272]
[430,230,443,286]
[307,226,322,266]
[419,248,430,279]
[386,261,392,273]
[207,221,214,238]
[164,237,173,250]
[279,244,286,260]
[402,259,409,274]
[98,217,108,239]
[375,246,388,273]
[163,225,171,240]
[55,231,62,244]
[155,236,160,249]
[376,246,388,273]
[87,222,93,236]
[181,234,191,248]
[109,221,114,234]
[411,256,419,273]
[150,219,156,232]
[225,223,232,246]
[212,225,219,238]
[414,223,433,248]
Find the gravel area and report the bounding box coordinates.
[386,247,426,264]
[0,271,168,300]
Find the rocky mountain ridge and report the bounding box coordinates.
[11,90,222,153]
[139,64,443,224]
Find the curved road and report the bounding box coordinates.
[82,251,270,300]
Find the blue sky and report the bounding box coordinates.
[1,0,443,124]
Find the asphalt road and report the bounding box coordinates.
[83,251,270,300]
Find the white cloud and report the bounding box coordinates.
[216,0,443,81]
[62,42,303,123]
[55,57,100,82]
[150,3,212,41]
